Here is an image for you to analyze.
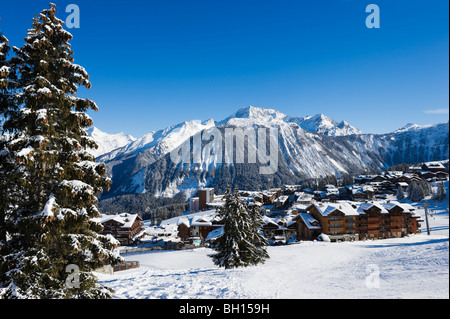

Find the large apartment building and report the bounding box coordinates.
[296,201,422,242]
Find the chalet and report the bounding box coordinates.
[176,217,191,240]
[175,211,222,241]
[372,180,396,194]
[261,216,280,239]
[313,190,327,201]
[408,166,422,173]
[261,216,297,244]
[262,190,278,204]
[354,175,379,184]
[347,185,375,201]
[385,171,404,180]
[436,171,449,181]
[293,213,322,240]
[294,192,314,204]
[393,175,412,185]
[306,202,359,242]
[382,202,422,238]
[302,200,422,242]
[270,188,283,197]
[273,195,289,210]
[95,213,144,246]
[370,175,388,183]
[324,193,340,203]
[421,162,446,173]
[283,185,301,194]
[418,171,437,180]
[291,203,310,215]
[418,171,449,181]
[356,202,390,240]
[190,215,222,240]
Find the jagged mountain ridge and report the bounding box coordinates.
[86,127,136,157]
[96,106,449,199]
[286,113,363,136]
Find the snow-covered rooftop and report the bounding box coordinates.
[313,202,359,217]
[94,213,140,228]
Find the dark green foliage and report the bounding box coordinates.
[434,181,447,202]
[0,4,121,299]
[99,192,188,221]
[408,181,425,202]
[396,185,405,200]
[210,186,269,269]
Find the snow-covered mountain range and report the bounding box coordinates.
[86,127,136,158]
[286,113,363,136]
[93,106,449,199]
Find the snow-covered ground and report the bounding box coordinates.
[98,198,449,299]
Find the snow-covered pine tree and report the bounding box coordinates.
[0,31,23,281]
[247,203,269,266]
[420,180,431,197]
[396,185,405,200]
[408,181,425,202]
[210,186,268,269]
[434,181,447,202]
[0,31,14,262]
[0,4,122,299]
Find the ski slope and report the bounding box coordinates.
[98,201,449,299]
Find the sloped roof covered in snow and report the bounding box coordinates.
[311,202,359,217]
[94,213,140,228]
[357,202,389,214]
[297,213,322,230]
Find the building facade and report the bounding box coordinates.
[296,201,422,242]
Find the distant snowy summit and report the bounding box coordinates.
[90,105,448,198]
[218,106,363,137]
[286,112,363,137]
[393,122,439,134]
[87,106,446,160]
[96,106,363,162]
[86,127,136,157]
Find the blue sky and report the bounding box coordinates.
[0,0,448,137]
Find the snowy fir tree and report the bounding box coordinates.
[396,185,405,200]
[0,4,122,299]
[247,203,269,266]
[434,181,447,202]
[210,186,269,269]
[408,181,425,202]
[0,32,16,252]
[0,31,23,269]
[420,180,432,197]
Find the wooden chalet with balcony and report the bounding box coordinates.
[305,202,360,241]
[95,213,144,246]
[293,212,322,240]
[175,211,223,241]
[299,201,422,242]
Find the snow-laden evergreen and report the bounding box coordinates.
[0,4,122,299]
[434,181,447,202]
[396,185,405,200]
[210,187,269,269]
[408,181,425,202]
